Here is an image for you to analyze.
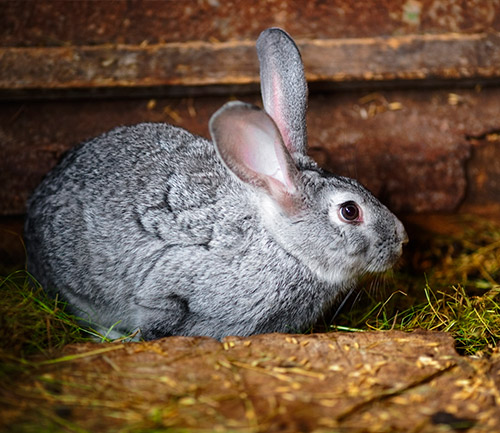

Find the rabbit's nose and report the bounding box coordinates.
[395,219,409,244]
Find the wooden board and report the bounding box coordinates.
[1,33,499,94]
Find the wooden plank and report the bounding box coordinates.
[1,33,500,94]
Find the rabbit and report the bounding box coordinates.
[24,28,407,341]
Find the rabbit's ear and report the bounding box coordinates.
[257,28,308,156]
[209,101,299,200]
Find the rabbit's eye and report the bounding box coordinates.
[339,201,361,223]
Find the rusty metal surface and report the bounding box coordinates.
[1,32,500,92]
[1,0,499,47]
[1,87,499,216]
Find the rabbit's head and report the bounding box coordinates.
[209,28,407,287]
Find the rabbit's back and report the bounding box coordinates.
[25,124,232,313]
[25,123,324,338]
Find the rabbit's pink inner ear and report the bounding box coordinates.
[263,71,292,151]
[239,122,297,192]
[209,102,299,195]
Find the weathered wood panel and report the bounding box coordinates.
[1,33,500,94]
[1,1,499,95]
[1,0,500,216]
[1,0,499,46]
[2,87,499,215]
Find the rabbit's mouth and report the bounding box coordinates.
[366,244,404,274]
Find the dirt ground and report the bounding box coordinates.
[1,331,499,433]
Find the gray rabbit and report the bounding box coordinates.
[25,28,407,340]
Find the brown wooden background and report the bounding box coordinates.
[1,0,500,218]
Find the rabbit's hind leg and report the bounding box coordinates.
[134,293,191,340]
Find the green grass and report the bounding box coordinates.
[0,271,89,357]
[0,271,82,387]
[0,270,124,385]
[335,284,500,356]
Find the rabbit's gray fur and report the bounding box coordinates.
[25,28,407,340]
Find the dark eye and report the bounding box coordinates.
[339,201,361,222]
